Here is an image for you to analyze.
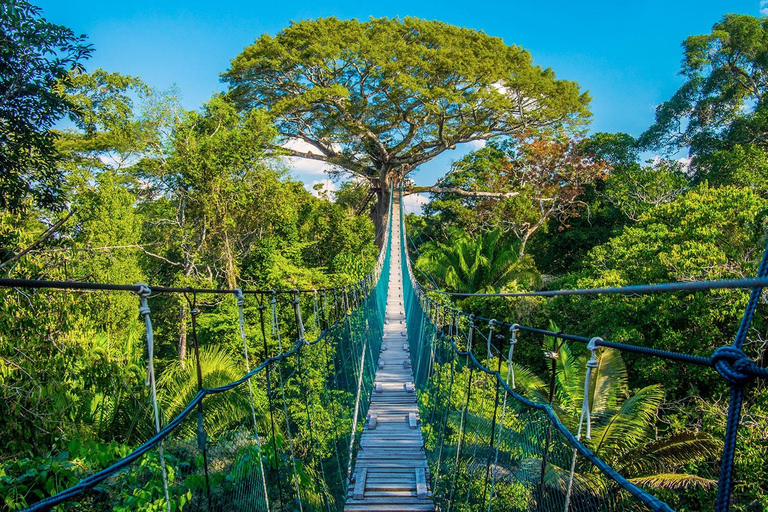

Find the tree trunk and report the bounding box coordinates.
[373,173,395,248]
[179,304,187,369]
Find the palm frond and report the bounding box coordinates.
[159,345,249,438]
[590,384,663,459]
[590,348,627,415]
[618,431,721,475]
[629,473,717,490]
[554,341,585,411]
[505,364,548,400]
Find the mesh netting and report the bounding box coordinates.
[13,201,393,512]
[399,193,669,512]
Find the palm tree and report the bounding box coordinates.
[511,334,720,493]
[415,229,541,293]
[159,345,252,439]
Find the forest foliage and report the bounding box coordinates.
[1,3,767,512]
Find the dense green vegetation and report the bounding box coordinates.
[406,13,768,512]
[1,2,767,511]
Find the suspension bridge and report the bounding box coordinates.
[1,190,767,512]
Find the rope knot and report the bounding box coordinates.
[711,346,758,385]
[138,305,151,316]
[510,324,519,344]
[234,288,245,306]
[135,283,151,298]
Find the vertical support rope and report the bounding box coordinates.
[258,296,284,511]
[466,320,496,505]
[293,290,306,344]
[487,324,518,512]
[564,336,602,512]
[482,328,504,507]
[270,291,279,339]
[346,304,369,484]
[433,310,458,491]
[186,294,212,510]
[321,304,347,494]
[540,331,565,507]
[312,289,319,332]
[294,293,331,512]
[448,314,475,512]
[136,284,171,512]
[716,242,768,512]
[272,293,303,512]
[235,289,271,512]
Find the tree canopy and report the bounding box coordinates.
[0,0,92,213]
[641,14,768,158]
[224,16,591,226]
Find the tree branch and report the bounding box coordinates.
[404,186,520,198]
[0,210,76,271]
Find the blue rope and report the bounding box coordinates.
[715,240,768,512]
[424,276,768,298]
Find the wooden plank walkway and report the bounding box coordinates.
[345,203,434,512]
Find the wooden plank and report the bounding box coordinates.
[353,468,367,500]
[415,468,427,500]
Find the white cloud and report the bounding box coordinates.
[284,156,334,177]
[281,138,347,178]
[761,0,768,16]
[283,138,342,154]
[677,156,693,177]
[402,193,429,215]
[465,139,487,150]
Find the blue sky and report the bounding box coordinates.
[39,0,763,203]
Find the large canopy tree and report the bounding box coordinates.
[0,0,91,214]
[224,17,590,234]
[640,14,768,158]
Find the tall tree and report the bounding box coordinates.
[0,0,91,213]
[640,14,768,159]
[224,17,590,234]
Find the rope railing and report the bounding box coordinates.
[398,189,768,512]
[0,277,366,296]
[422,277,768,298]
[17,284,387,511]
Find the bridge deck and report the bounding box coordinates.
[345,205,434,512]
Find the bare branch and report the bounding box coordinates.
[0,210,76,271]
[404,186,520,198]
